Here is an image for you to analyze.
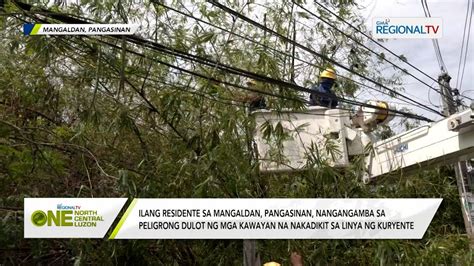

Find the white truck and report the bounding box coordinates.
[253,102,474,235]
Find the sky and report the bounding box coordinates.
[358,0,473,121]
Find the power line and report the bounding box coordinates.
[421,0,447,73]
[458,0,473,91]
[12,0,439,118]
[73,49,249,108]
[313,1,473,103]
[109,40,435,120]
[12,0,434,122]
[68,41,251,109]
[421,0,443,70]
[60,34,430,121]
[16,11,249,111]
[95,37,436,121]
[58,30,422,120]
[455,0,472,89]
[427,81,442,108]
[208,0,444,117]
[293,1,458,108]
[154,1,438,114]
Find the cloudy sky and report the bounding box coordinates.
[358,0,473,121]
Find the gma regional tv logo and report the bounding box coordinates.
[372,18,442,39]
[31,203,104,227]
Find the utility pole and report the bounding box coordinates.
[243,239,260,266]
[439,73,474,242]
[439,73,457,116]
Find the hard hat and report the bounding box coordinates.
[360,100,394,130]
[263,262,281,266]
[320,68,336,79]
[374,101,390,122]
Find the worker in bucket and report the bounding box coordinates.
[246,79,267,111]
[309,68,338,108]
[236,78,267,111]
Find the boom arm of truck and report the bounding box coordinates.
[363,108,474,182]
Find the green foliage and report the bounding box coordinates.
[0,0,471,264]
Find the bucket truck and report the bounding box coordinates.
[253,102,474,181]
[253,101,474,235]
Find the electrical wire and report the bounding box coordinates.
[422,0,442,66]
[11,0,435,122]
[56,36,250,109]
[313,1,473,103]
[455,0,471,89]
[154,1,438,114]
[61,36,430,121]
[458,0,473,91]
[293,1,458,108]
[76,36,427,120]
[94,36,437,121]
[208,0,444,117]
[427,81,442,108]
[12,0,436,116]
[421,0,448,73]
[8,5,243,111]
[67,28,436,122]
[63,31,427,121]
[55,33,416,120]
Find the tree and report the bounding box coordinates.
[0,0,471,264]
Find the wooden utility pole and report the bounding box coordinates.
[242,13,268,266]
[243,239,261,266]
[439,73,474,242]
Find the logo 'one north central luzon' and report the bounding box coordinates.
[31,204,104,227]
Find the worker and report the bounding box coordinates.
[247,79,267,111]
[236,78,267,111]
[309,68,338,108]
[290,251,303,266]
[263,262,281,266]
[263,252,303,266]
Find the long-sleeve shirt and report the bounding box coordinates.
[309,78,338,108]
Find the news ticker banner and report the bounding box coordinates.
[23,24,139,35]
[24,198,442,239]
